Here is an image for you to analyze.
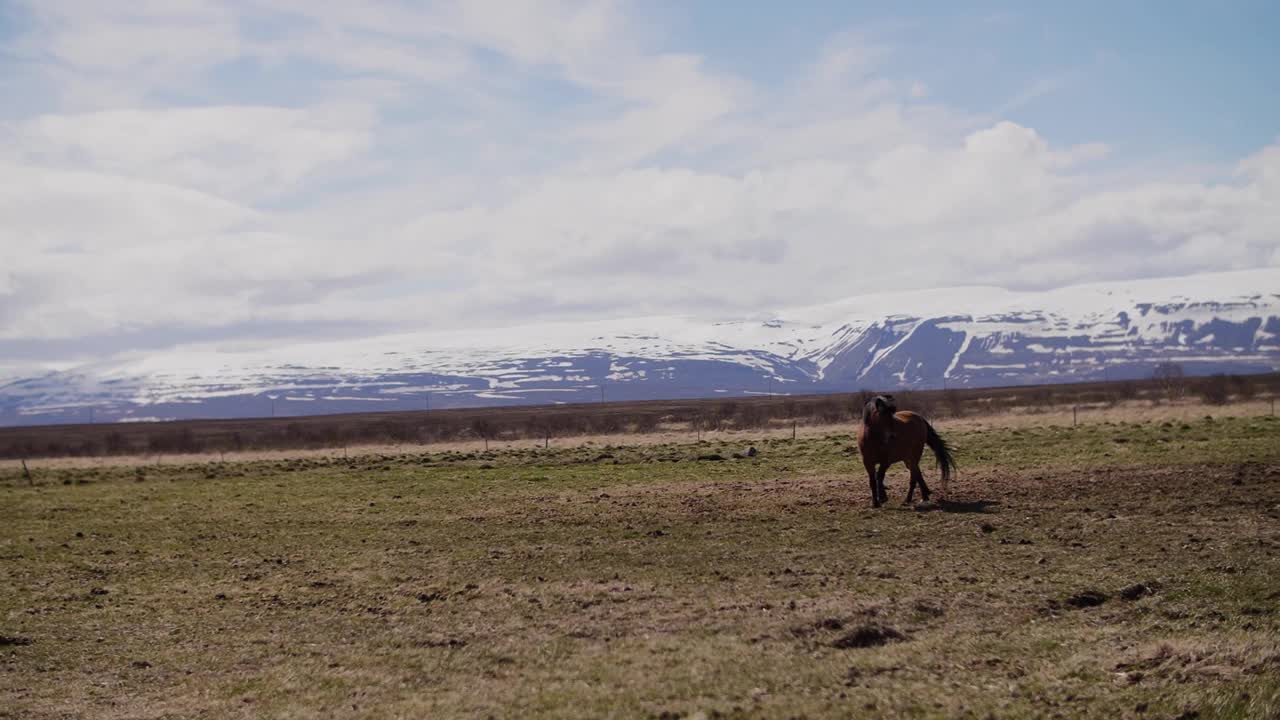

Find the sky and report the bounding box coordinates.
[1,0,1278,376]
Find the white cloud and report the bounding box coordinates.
[0,1,1276,371]
[16,105,375,200]
[14,1,243,107]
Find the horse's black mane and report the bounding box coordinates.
[862,394,897,425]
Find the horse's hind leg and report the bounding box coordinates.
[905,460,918,503]
[908,461,931,503]
[917,470,931,502]
[875,464,890,505]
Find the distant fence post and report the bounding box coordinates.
[792,420,797,440]
[544,428,549,449]
[22,458,32,486]
[1073,406,1078,427]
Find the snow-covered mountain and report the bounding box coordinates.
[3,269,1278,426]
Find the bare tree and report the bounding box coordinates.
[1152,361,1186,401]
[470,418,493,450]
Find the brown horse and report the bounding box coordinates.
[857,395,955,507]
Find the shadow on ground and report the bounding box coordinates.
[913,499,999,513]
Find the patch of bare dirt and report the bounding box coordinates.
[831,624,907,649]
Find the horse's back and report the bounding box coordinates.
[893,411,931,438]
[894,410,927,425]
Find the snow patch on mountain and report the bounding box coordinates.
[2,268,1278,425]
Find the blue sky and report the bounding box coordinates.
[664,1,1280,157]
[0,1,1277,373]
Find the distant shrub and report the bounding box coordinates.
[592,415,622,435]
[812,397,845,424]
[773,394,793,417]
[1027,388,1054,411]
[714,401,739,431]
[854,389,876,411]
[104,431,130,455]
[1198,374,1230,406]
[470,418,493,439]
[632,414,659,433]
[1228,374,1255,401]
[144,428,202,454]
[735,404,767,429]
[896,391,936,419]
[943,389,965,418]
[1114,380,1139,401]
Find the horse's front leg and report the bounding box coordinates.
[863,458,881,508]
[875,463,890,506]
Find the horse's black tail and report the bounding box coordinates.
[925,422,955,490]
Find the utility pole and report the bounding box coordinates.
[600,384,605,403]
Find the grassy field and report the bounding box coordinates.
[3,413,1279,718]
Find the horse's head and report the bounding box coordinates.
[862,394,898,444]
